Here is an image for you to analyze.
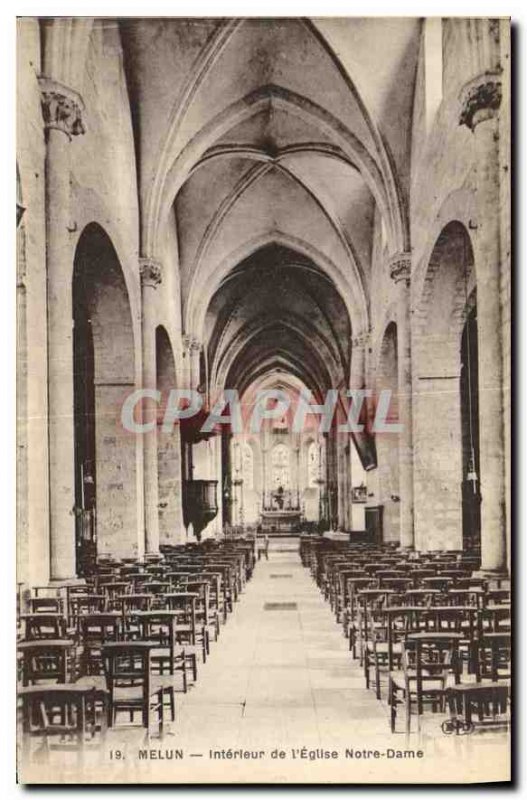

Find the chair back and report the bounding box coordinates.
[24,614,67,640]
[102,642,152,727]
[19,641,71,685]
[70,594,106,625]
[19,684,107,758]
[402,636,457,715]
[28,597,61,614]
[476,633,511,682]
[79,613,121,644]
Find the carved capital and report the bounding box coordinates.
[183,334,201,354]
[389,252,411,286]
[38,77,85,139]
[139,258,163,289]
[352,331,369,349]
[459,72,502,131]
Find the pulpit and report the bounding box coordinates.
[183,480,218,541]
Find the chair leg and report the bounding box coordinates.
[157,689,164,738]
[169,689,175,723]
[187,653,197,682]
[388,678,396,733]
[405,691,411,736]
[374,656,382,700]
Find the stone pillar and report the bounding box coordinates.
[139,258,163,555]
[221,431,233,528]
[460,71,506,572]
[337,439,352,530]
[294,443,301,509]
[39,77,85,580]
[214,435,223,536]
[350,332,367,390]
[335,397,350,530]
[183,335,201,390]
[389,253,414,549]
[325,430,338,529]
[261,443,268,511]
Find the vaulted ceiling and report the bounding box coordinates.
[205,244,351,399]
[118,16,421,395]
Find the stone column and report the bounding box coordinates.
[261,443,268,511]
[294,443,301,509]
[325,430,338,529]
[460,71,506,572]
[221,431,233,528]
[350,332,367,389]
[183,335,201,390]
[389,253,414,549]
[139,258,163,555]
[39,78,85,580]
[335,397,350,529]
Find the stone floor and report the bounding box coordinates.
[20,540,511,784]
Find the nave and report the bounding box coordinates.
[16,17,511,784]
[17,537,510,784]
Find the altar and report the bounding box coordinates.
[260,487,302,534]
[260,509,302,534]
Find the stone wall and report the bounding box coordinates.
[16,18,511,582]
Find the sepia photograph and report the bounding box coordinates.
[15,14,511,784]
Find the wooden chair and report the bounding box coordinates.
[486,589,511,606]
[18,684,109,767]
[344,577,373,654]
[356,589,395,665]
[163,592,208,664]
[257,536,269,561]
[443,682,510,734]
[22,613,68,641]
[100,582,131,610]
[401,588,441,607]
[63,585,91,623]
[101,642,176,737]
[441,632,511,733]
[388,635,459,734]
[475,633,511,682]
[364,606,422,699]
[380,577,414,593]
[134,611,189,692]
[478,605,511,634]
[141,581,171,599]
[70,594,106,630]
[18,640,74,685]
[420,606,478,673]
[78,613,122,676]
[335,569,367,625]
[119,594,154,638]
[28,597,62,615]
[200,571,224,634]
[445,588,486,609]
[187,579,219,642]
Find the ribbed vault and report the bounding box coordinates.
[119,16,420,326]
[206,243,351,401]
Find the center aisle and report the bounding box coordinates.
[109,540,509,783]
[170,539,389,780]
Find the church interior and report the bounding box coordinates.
[16,17,511,782]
